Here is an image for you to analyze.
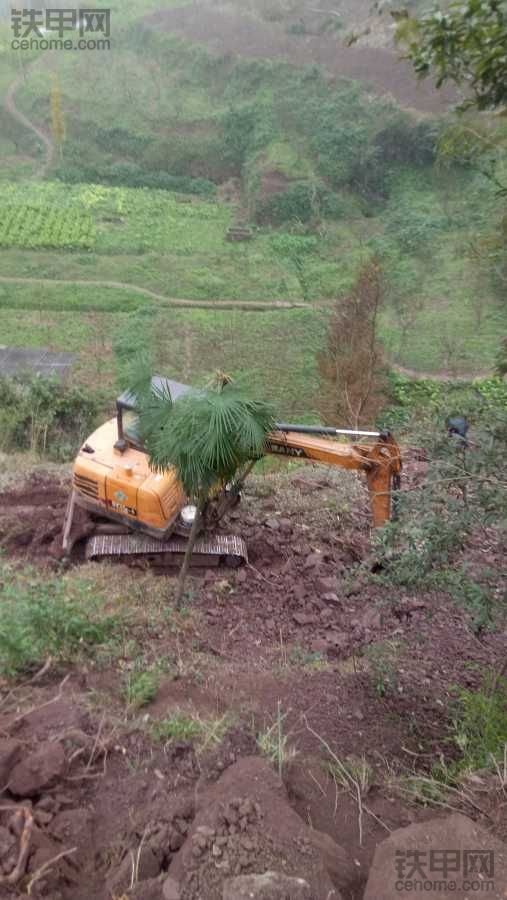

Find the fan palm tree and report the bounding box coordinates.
[131,367,275,608]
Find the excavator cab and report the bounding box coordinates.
[114,377,193,454]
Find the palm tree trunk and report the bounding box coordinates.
[175,504,202,609]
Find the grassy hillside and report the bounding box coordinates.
[0,1,505,406]
[0,174,504,393]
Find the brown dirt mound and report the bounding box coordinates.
[143,5,457,114]
[168,756,351,898]
[0,474,70,563]
[365,814,507,900]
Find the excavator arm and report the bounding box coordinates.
[265,427,402,527]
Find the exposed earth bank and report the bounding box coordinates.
[0,463,505,897]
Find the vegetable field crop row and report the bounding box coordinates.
[0,203,96,250]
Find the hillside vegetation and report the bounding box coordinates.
[0,0,506,401]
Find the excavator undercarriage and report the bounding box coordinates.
[62,472,250,569]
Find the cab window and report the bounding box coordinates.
[123,410,141,442]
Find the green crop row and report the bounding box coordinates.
[0,203,96,250]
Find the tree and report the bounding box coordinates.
[221,105,258,172]
[133,369,275,608]
[317,259,387,429]
[393,0,507,111]
[396,0,507,326]
[50,72,65,157]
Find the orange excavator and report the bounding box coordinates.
[63,377,401,567]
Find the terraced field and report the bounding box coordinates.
[0,179,505,398]
[1,1,505,409]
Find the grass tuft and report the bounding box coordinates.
[257,702,297,777]
[124,670,159,710]
[152,710,231,750]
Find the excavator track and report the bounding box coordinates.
[84,532,248,569]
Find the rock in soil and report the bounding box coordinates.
[163,876,182,900]
[364,813,507,900]
[107,844,162,895]
[222,871,312,899]
[0,739,22,786]
[28,826,77,889]
[9,741,65,797]
[308,829,358,891]
[130,877,165,900]
[49,808,95,869]
[0,823,17,875]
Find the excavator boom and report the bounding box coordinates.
[266,428,401,527]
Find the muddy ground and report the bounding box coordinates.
[0,463,505,897]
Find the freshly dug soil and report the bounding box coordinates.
[0,466,505,898]
[0,474,70,562]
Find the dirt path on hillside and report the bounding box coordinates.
[0,276,306,311]
[4,69,55,178]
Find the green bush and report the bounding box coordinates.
[95,125,152,158]
[152,712,204,742]
[256,182,348,225]
[373,382,507,597]
[256,182,318,224]
[320,191,361,220]
[384,190,449,252]
[54,163,216,197]
[221,104,261,171]
[496,338,507,376]
[436,567,496,633]
[269,233,317,299]
[0,567,119,678]
[452,675,507,772]
[374,116,438,169]
[0,374,102,460]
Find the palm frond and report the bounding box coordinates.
[123,352,153,408]
[124,356,174,443]
[148,384,275,499]
[139,379,173,444]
